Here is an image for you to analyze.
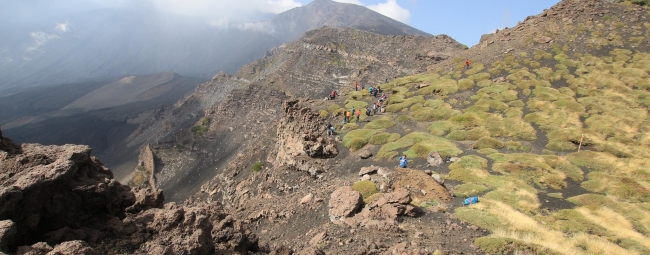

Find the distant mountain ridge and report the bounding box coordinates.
[0,0,432,92]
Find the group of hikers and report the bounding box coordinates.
[326,77,418,168]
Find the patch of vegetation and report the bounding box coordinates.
[474,236,560,255]
[318,110,329,119]
[458,78,474,90]
[472,137,505,149]
[344,100,368,110]
[376,132,462,159]
[417,79,458,96]
[468,73,491,83]
[395,115,411,123]
[445,128,489,141]
[342,129,380,151]
[581,172,650,203]
[488,153,569,190]
[252,161,263,172]
[454,183,490,197]
[626,0,650,6]
[342,123,359,131]
[369,132,400,145]
[465,63,486,75]
[364,118,395,129]
[385,96,424,113]
[411,106,457,122]
[352,180,379,202]
[455,207,504,230]
[428,121,458,136]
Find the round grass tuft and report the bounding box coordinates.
[319,110,329,119]
[364,119,395,129]
[352,180,379,200]
[342,128,379,151]
[473,137,505,149]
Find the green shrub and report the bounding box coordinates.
[458,78,474,90]
[352,180,379,200]
[252,161,263,172]
[319,110,329,119]
[454,184,489,197]
[473,137,505,149]
[369,132,391,145]
[396,115,411,123]
[455,208,503,230]
[428,121,458,136]
[343,129,380,151]
[191,125,208,136]
[365,119,395,129]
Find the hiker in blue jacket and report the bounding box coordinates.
[398,155,408,168]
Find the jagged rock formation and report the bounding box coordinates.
[275,99,338,176]
[0,129,262,254]
[131,144,156,189]
[0,134,135,250]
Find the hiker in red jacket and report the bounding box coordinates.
[355,82,359,91]
[465,59,471,69]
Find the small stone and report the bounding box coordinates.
[301,193,314,204]
[358,149,373,159]
[420,190,427,195]
[360,174,371,181]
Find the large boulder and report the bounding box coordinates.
[358,165,379,176]
[427,151,443,167]
[328,187,363,223]
[347,188,416,231]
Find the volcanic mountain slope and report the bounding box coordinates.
[1,72,203,174]
[0,0,429,91]
[123,26,465,200]
[131,0,650,254]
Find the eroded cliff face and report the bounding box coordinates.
[0,129,262,255]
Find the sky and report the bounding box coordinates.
[321,0,562,46]
[1,0,561,47]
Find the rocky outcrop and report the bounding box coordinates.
[275,99,338,175]
[133,144,156,189]
[0,136,135,250]
[329,188,417,231]
[117,202,259,255]
[328,187,363,223]
[0,129,262,254]
[392,168,452,203]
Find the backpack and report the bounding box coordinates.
[463,196,479,205]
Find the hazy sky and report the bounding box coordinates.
[1,0,561,47]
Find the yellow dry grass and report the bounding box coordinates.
[577,207,650,248]
[467,200,638,255]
